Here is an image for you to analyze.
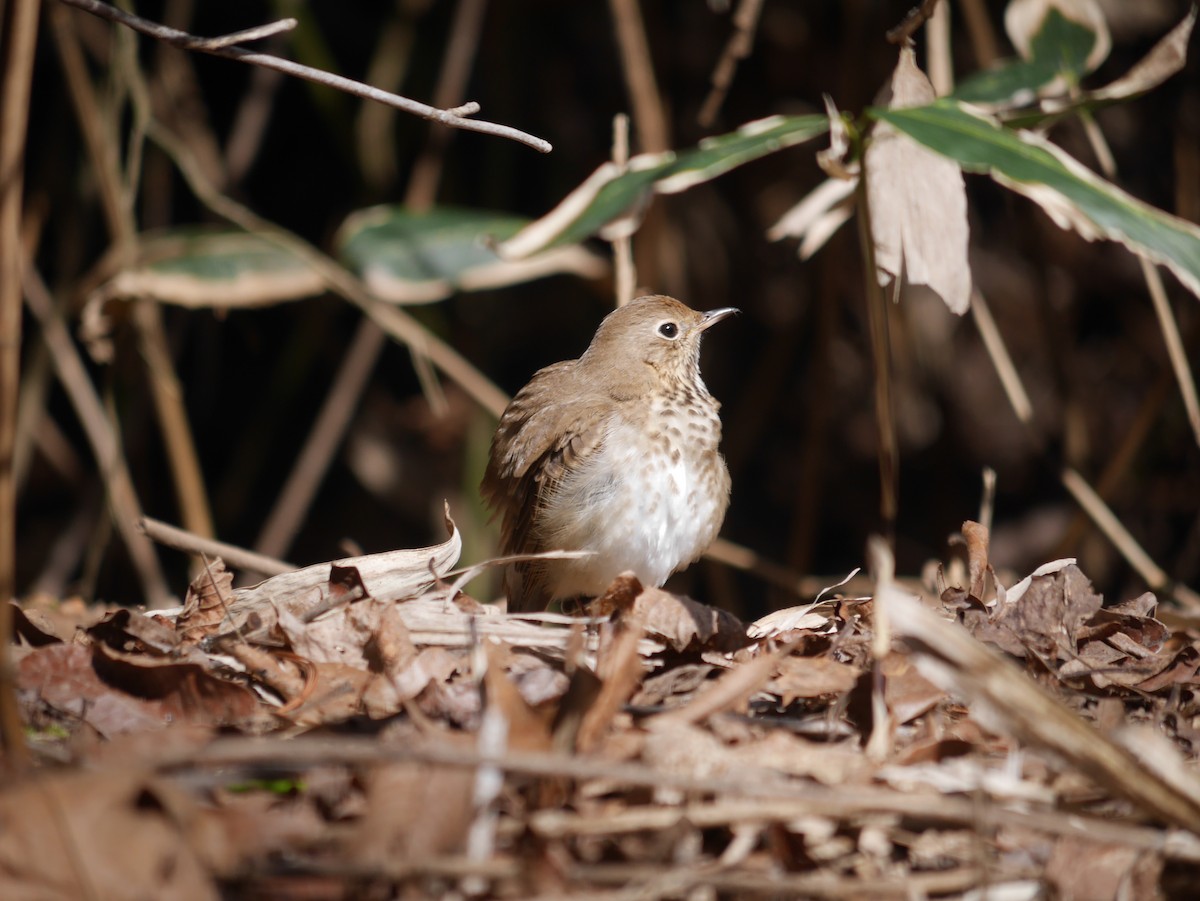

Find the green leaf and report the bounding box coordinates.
[336,206,605,303]
[500,115,829,259]
[954,8,1102,105]
[1027,6,1100,84]
[871,100,1200,301]
[226,777,306,795]
[104,228,325,308]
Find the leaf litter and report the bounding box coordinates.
[7,519,1200,898]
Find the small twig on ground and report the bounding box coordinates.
[138,516,294,578]
[166,735,1200,860]
[698,0,764,127]
[55,0,551,153]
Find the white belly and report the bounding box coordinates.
[537,412,729,598]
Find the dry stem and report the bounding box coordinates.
[55,0,551,153]
[0,0,42,772]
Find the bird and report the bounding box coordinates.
[482,294,736,612]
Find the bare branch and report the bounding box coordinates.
[698,0,764,128]
[138,516,294,578]
[55,0,552,153]
[886,0,942,46]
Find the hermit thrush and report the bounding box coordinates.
[482,295,736,612]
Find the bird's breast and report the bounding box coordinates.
[536,393,730,597]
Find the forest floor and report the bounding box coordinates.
[5,519,1200,899]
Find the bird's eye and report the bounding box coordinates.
[657,321,679,339]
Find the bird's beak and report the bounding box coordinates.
[697,307,739,332]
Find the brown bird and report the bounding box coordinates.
[482,294,736,612]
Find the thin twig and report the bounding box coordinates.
[22,265,174,608]
[145,120,510,419]
[138,516,294,577]
[165,734,1200,860]
[607,0,670,154]
[925,0,953,96]
[254,0,490,562]
[956,0,1000,69]
[969,288,1034,426]
[887,0,943,46]
[611,113,636,307]
[55,0,552,153]
[54,8,217,559]
[978,466,996,535]
[355,18,414,192]
[1075,107,1200,449]
[405,0,491,212]
[697,0,764,128]
[854,175,898,541]
[1061,467,1200,610]
[253,320,388,562]
[971,291,1200,608]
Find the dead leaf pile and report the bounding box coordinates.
[5,522,1200,899]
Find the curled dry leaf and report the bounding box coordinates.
[767,655,861,703]
[1088,8,1196,103]
[963,563,1102,661]
[880,583,1200,831]
[19,636,260,737]
[962,520,990,601]
[748,603,835,639]
[215,507,461,640]
[177,557,235,645]
[623,584,750,654]
[10,597,106,645]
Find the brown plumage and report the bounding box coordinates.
[482,295,736,612]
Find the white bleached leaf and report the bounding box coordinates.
[767,176,857,260]
[865,49,972,315]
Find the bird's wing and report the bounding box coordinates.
[481,361,611,610]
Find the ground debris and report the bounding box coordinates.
[7,546,1200,899]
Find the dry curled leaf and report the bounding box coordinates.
[177,558,235,645]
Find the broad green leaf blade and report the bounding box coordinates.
[871,100,1200,301]
[336,206,606,303]
[105,229,324,308]
[982,8,1196,129]
[500,114,829,259]
[955,7,1107,105]
[655,115,832,194]
[953,59,1058,106]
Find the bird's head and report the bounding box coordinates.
[581,294,737,394]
